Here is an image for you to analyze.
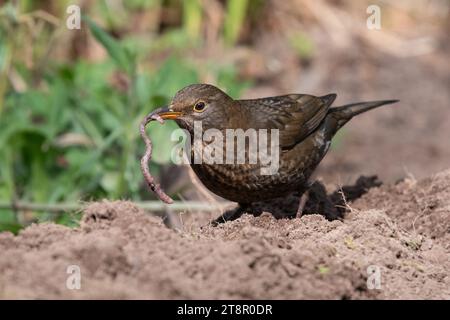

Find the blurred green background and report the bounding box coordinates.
[0,0,258,232]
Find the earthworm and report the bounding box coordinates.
[140,111,174,204]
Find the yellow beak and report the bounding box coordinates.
[154,106,182,120]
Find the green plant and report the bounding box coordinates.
[317,265,330,274]
[0,7,250,233]
[289,32,315,60]
[182,0,202,42]
[223,0,249,46]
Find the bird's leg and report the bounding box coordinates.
[210,203,249,226]
[296,191,309,218]
[296,180,315,218]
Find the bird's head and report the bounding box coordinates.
[152,84,234,132]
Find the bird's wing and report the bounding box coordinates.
[240,93,336,149]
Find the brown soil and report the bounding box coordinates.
[1,170,448,299]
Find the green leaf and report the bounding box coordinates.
[84,16,134,73]
[224,0,249,46]
[72,109,104,147]
[289,32,315,60]
[55,212,81,228]
[0,222,23,235]
[100,171,119,193]
[182,0,202,42]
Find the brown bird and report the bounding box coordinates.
[150,84,398,224]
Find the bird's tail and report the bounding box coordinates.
[324,99,399,138]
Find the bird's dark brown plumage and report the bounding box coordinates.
[151,83,398,222]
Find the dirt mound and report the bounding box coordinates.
[0,172,449,299]
[353,170,450,250]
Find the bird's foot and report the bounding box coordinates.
[210,203,248,227]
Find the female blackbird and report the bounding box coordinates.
[151,84,398,223]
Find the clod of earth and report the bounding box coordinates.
[139,110,174,204]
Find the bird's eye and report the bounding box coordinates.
[193,101,206,112]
